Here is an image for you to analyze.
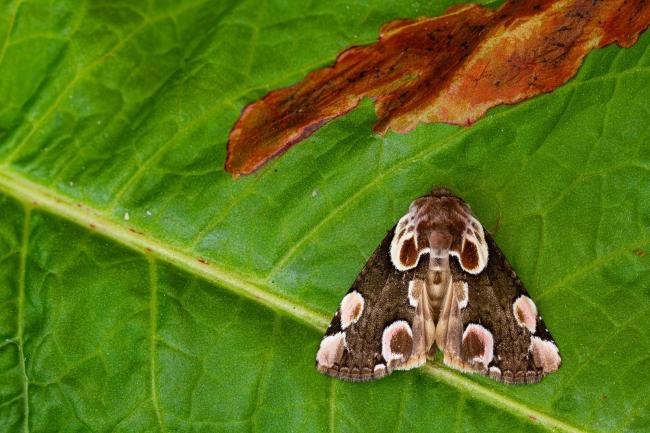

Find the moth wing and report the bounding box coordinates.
[316,226,435,381]
[439,231,561,384]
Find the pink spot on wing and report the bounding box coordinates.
[461,324,494,368]
[513,295,538,333]
[529,337,561,373]
[339,291,365,329]
[382,321,413,363]
[316,332,346,368]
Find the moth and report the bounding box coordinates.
[316,187,560,384]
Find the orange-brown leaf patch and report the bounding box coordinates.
[226,0,650,176]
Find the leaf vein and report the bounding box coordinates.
[0,0,22,67]
[148,259,166,433]
[329,379,336,433]
[17,205,30,433]
[1,2,203,168]
[249,315,279,433]
[547,306,650,403]
[0,168,605,433]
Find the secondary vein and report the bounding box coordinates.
[17,205,31,433]
[148,259,166,433]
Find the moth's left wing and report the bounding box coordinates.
[316,226,435,381]
[438,232,561,384]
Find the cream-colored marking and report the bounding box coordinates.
[396,214,409,230]
[489,366,501,376]
[408,279,436,369]
[434,277,458,352]
[529,336,561,373]
[390,212,431,271]
[390,214,413,270]
[458,282,469,309]
[316,332,346,368]
[374,363,386,374]
[407,280,420,308]
[513,295,537,333]
[450,216,489,274]
[462,324,494,369]
[381,321,413,363]
[339,291,365,329]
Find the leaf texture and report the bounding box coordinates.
[0,1,649,432]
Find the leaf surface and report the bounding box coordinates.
[0,1,648,432]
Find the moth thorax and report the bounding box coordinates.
[428,230,453,251]
[427,254,451,322]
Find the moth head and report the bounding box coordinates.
[429,186,457,198]
[391,192,489,274]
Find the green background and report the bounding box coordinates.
[0,1,648,432]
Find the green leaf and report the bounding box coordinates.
[0,1,648,432]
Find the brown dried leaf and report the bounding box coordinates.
[225,0,650,177]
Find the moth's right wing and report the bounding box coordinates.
[438,232,561,384]
[316,225,434,381]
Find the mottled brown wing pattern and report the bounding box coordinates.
[442,232,561,384]
[316,228,433,381]
[316,187,560,384]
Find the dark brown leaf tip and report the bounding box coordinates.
[225,0,649,176]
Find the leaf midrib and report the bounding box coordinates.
[0,170,589,433]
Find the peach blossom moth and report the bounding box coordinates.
[316,188,560,383]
